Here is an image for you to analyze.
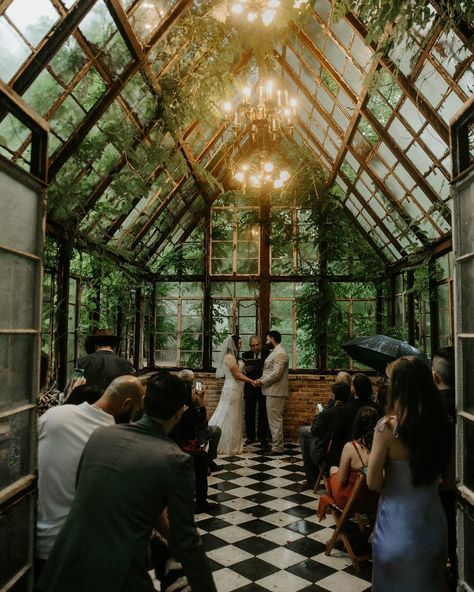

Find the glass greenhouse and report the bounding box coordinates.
[0,0,472,589]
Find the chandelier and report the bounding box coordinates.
[230,0,309,26]
[223,80,298,143]
[232,153,290,191]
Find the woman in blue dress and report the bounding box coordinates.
[367,356,452,592]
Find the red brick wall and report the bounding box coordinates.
[195,373,340,441]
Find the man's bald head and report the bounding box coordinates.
[99,375,145,423]
[335,371,351,387]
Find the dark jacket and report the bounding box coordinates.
[77,350,134,393]
[242,349,268,398]
[310,400,349,467]
[37,416,216,592]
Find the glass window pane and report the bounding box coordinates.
[0,493,34,589]
[0,254,38,330]
[0,410,34,489]
[462,338,474,416]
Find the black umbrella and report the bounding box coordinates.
[342,335,430,373]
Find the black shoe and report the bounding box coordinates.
[208,460,223,472]
[195,501,218,514]
[245,438,255,445]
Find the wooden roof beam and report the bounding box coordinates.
[280,56,424,247]
[297,117,400,260]
[288,34,449,222]
[48,0,193,181]
[0,0,99,122]
[343,14,449,145]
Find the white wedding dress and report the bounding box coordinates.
[209,354,244,455]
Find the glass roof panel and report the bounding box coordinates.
[0,16,31,81]
[5,0,59,47]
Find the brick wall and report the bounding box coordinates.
[195,372,342,441]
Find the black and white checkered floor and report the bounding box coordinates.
[193,442,372,592]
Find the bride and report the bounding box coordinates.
[209,335,256,455]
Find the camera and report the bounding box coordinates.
[195,380,202,393]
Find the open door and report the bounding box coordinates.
[0,82,48,591]
[451,96,474,591]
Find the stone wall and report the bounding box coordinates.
[195,372,340,441]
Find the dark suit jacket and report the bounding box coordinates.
[38,416,216,592]
[310,400,349,467]
[77,350,134,393]
[331,398,382,455]
[242,349,268,398]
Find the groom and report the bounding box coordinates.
[255,330,289,456]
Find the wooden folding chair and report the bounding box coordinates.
[313,438,332,493]
[324,471,377,572]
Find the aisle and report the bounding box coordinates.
[197,442,372,592]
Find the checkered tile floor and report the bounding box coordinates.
[195,442,372,592]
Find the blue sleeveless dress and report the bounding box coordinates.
[372,458,447,591]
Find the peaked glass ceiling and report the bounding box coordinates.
[0,0,472,268]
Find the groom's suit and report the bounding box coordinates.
[261,344,289,453]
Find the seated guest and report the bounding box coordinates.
[330,373,382,455]
[170,372,218,513]
[299,381,352,488]
[63,384,101,406]
[36,376,144,574]
[177,369,222,472]
[37,372,217,592]
[318,406,380,519]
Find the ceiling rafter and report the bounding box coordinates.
[0,0,14,14]
[48,0,193,181]
[430,0,473,45]
[141,129,252,262]
[105,0,163,96]
[343,14,450,145]
[285,36,448,227]
[297,117,402,259]
[279,57,428,247]
[287,60,435,247]
[0,0,99,122]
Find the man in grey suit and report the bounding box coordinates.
[37,372,217,592]
[256,330,289,455]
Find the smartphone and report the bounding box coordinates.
[72,368,85,380]
[195,380,202,393]
[317,403,323,413]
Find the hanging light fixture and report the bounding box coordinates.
[232,152,290,191]
[230,0,309,26]
[223,80,298,144]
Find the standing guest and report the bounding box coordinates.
[367,356,452,592]
[37,372,217,592]
[36,376,144,571]
[255,330,289,456]
[242,335,269,449]
[209,335,256,455]
[76,328,134,394]
[432,346,457,590]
